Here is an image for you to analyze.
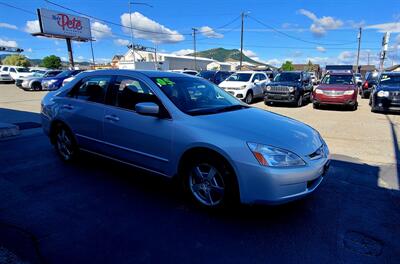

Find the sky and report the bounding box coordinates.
[0,0,400,67]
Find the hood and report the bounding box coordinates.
[196,108,322,156]
[378,85,400,91]
[42,76,63,82]
[16,72,34,77]
[219,81,249,88]
[21,76,43,81]
[317,84,355,90]
[269,81,300,87]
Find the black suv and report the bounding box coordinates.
[264,71,313,107]
[360,71,379,99]
[197,70,232,85]
[370,72,400,113]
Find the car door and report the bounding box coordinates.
[102,75,173,175]
[56,75,112,153]
[9,67,17,80]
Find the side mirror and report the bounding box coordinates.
[135,102,159,116]
[254,79,260,83]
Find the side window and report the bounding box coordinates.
[70,75,111,103]
[259,74,266,81]
[10,68,16,73]
[112,76,159,111]
[251,74,259,82]
[3,67,8,71]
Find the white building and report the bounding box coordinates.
[120,49,217,71]
[206,61,232,71]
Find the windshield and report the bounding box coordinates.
[197,71,215,79]
[16,68,30,73]
[226,73,252,82]
[55,71,72,78]
[32,72,45,77]
[322,75,354,85]
[151,76,247,116]
[273,72,301,82]
[380,74,400,86]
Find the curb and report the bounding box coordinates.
[0,123,20,139]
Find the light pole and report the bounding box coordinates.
[128,2,153,66]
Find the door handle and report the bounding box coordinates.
[105,115,120,122]
[62,104,73,110]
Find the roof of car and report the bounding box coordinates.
[82,69,193,78]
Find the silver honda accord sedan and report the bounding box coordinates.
[41,70,330,208]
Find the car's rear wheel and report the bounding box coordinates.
[55,125,77,161]
[313,102,319,109]
[245,91,253,104]
[32,82,42,91]
[183,153,238,209]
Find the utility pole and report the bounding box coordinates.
[240,12,244,70]
[128,2,136,64]
[356,27,362,73]
[128,2,153,68]
[380,32,390,71]
[192,28,198,70]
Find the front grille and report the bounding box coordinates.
[389,91,400,100]
[15,79,23,85]
[1,74,9,77]
[309,144,327,160]
[268,86,290,93]
[322,90,344,96]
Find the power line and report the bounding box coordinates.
[248,15,358,46]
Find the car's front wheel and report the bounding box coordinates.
[32,82,42,91]
[244,91,253,104]
[54,125,78,161]
[183,153,238,209]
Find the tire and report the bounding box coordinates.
[244,91,253,104]
[182,153,238,209]
[54,125,78,162]
[351,104,358,111]
[313,102,319,109]
[296,95,303,107]
[32,82,42,91]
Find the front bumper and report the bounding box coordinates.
[264,92,297,103]
[373,96,400,112]
[235,156,330,204]
[313,94,356,106]
[224,89,246,99]
[0,76,13,82]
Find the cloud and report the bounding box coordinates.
[91,21,112,39]
[298,9,343,36]
[365,22,400,33]
[0,38,18,48]
[292,51,303,57]
[316,46,326,52]
[26,48,33,52]
[114,38,130,46]
[24,20,40,33]
[265,58,281,66]
[0,22,17,30]
[198,26,223,38]
[172,49,194,56]
[120,12,184,44]
[243,49,262,62]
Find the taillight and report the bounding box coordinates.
[363,81,368,89]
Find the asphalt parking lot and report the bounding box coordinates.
[0,83,399,263]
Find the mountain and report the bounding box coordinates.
[188,48,266,65]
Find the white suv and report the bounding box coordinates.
[1,66,34,80]
[218,71,269,103]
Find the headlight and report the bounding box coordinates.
[247,143,306,167]
[377,91,389,97]
[48,79,57,85]
[288,87,294,93]
[240,85,247,89]
[266,86,271,91]
[22,80,29,85]
[344,90,354,95]
[315,89,323,94]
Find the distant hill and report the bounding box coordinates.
[0,54,90,67]
[188,48,266,65]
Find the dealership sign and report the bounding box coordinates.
[38,8,91,40]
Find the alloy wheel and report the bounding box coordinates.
[56,128,74,161]
[245,93,253,104]
[188,163,225,207]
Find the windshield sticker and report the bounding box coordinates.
[156,78,175,86]
[381,75,390,82]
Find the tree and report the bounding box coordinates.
[41,55,62,69]
[281,60,294,71]
[2,54,31,67]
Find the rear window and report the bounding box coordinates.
[197,71,215,79]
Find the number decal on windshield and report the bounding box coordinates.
[156,78,175,87]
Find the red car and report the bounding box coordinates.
[312,72,358,111]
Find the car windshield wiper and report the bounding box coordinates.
[188,105,248,116]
